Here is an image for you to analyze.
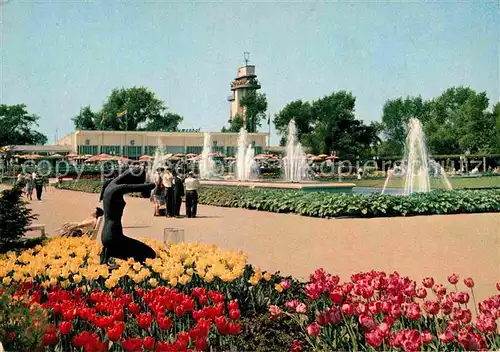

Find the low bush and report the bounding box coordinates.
[197,187,500,218]
[56,179,500,218]
[56,179,103,193]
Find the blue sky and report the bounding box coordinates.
[1,0,498,145]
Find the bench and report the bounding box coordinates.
[26,224,46,237]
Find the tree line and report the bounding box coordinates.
[273,86,499,158]
[1,85,498,159]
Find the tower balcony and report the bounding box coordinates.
[230,77,261,91]
[227,95,235,102]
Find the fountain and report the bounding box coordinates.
[235,127,256,181]
[381,118,452,195]
[283,119,310,182]
[199,133,215,180]
[149,139,167,182]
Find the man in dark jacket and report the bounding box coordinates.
[172,171,184,217]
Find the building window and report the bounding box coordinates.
[213,141,218,147]
[85,139,90,146]
[130,140,135,146]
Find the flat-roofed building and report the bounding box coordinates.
[56,130,269,158]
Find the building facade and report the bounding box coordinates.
[56,130,269,158]
[227,64,261,121]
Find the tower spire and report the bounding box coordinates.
[244,52,250,66]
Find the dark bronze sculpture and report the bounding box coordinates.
[99,167,156,264]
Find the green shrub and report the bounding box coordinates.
[0,186,37,252]
[55,179,500,218]
[56,179,102,193]
[197,187,500,218]
[0,288,48,352]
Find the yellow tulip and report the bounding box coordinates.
[274,284,283,293]
[2,276,11,285]
[263,272,272,281]
[148,278,158,287]
[73,275,82,284]
[168,277,178,287]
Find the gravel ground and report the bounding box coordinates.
[7,185,500,302]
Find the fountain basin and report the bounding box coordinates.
[200,180,356,193]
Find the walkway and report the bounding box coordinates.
[13,186,500,301]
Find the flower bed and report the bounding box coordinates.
[56,180,500,218]
[198,187,500,218]
[0,237,499,351]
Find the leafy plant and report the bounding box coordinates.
[0,287,48,352]
[0,186,37,252]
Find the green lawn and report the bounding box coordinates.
[349,175,500,189]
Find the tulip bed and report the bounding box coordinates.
[0,237,499,351]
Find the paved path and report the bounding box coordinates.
[10,186,500,302]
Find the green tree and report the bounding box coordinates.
[273,100,314,146]
[427,87,493,154]
[221,114,245,133]
[275,91,379,158]
[239,90,268,133]
[0,186,37,253]
[490,102,500,153]
[141,113,183,132]
[380,96,430,155]
[0,104,48,146]
[71,105,97,130]
[98,87,182,131]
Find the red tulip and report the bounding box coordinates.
[143,337,155,351]
[289,339,302,352]
[229,309,241,320]
[421,330,433,344]
[136,312,153,329]
[438,328,455,343]
[416,288,427,299]
[365,329,383,347]
[341,303,355,316]
[128,302,141,314]
[306,322,321,337]
[423,301,440,315]
[58,321,72,335]
[107,327,122,342]
[269,305,281,319]
[157,316,172,330]
[42,332,59,346]
[422,277,434,288]
[228,322,241,335]
[496,282,500,291]
[122,337,143,352]
[448,273,459,285]
[175,305,185,317]
[208,290,225,304]
[228,299,239,311]
[329,290,343,304]
[194,337,208,350]
[215,316,229,334]
[463,277,474,288]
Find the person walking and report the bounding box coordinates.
[173,171,184,217]
[33,171,46,200]
[184,171,200,218]
[25,174,34,201]
[162,167,174,217]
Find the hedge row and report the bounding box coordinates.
[56,179,500,218]
[198,187,500,218]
